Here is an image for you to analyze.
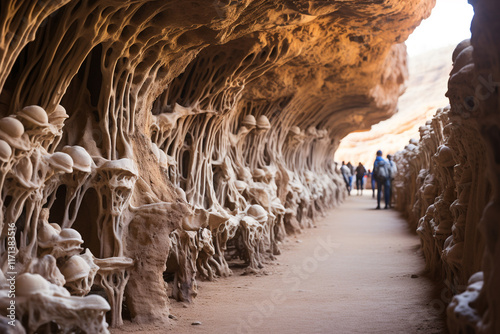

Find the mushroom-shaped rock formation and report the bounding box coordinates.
[0,117,27,150]
[0,140,12,162]
[246,204,268,223]
[17,106,50,129]
[241,115,257,128]
[60,255,93,295]
[16,273,52,297]
[45,152,74,174]
[49,228,84,259]
[50,105,69,122]
[62,145,92,173]
[256,115,271,131]
[0,117,24,139]
[11,274,110,333]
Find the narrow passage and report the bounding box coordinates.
[119,195,447,334]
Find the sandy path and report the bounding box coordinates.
[114,194,447,334]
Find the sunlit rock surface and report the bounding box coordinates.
[336,44,454,167]
[0,0,437,332]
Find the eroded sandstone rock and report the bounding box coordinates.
[0,0,435,331]
[395,3,500,328]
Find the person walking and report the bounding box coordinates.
[347,162,355,194]
[368,169,376,198]
[340,161,351,195]
[387,154,397,208]
[355,162,367,196]
[373,150,391,209]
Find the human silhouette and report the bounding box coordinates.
[346,162,354,194]
[355,162,367,195]
[373,150,391,209]
[340,161,351,195]
[368,169,375,198]
[387,154,397,208]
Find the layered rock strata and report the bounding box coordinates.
[394,0,500,331]
[0,0,434,332]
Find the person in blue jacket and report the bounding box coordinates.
[373,150,391,209]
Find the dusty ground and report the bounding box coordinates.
[113,194,447,334]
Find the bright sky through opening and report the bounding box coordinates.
[406,0,474,57]
[335,0,475,168]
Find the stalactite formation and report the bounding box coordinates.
[394,0,500,332]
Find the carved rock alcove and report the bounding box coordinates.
[0,0,443,332]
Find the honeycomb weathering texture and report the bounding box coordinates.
[0,0,468,332]
[394,0,500,331]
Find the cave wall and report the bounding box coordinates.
[394,101,489,291]
[0,0,436,332]
[394,0,500,332]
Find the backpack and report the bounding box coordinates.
[374,160,390,182]
[388,160,397,180]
